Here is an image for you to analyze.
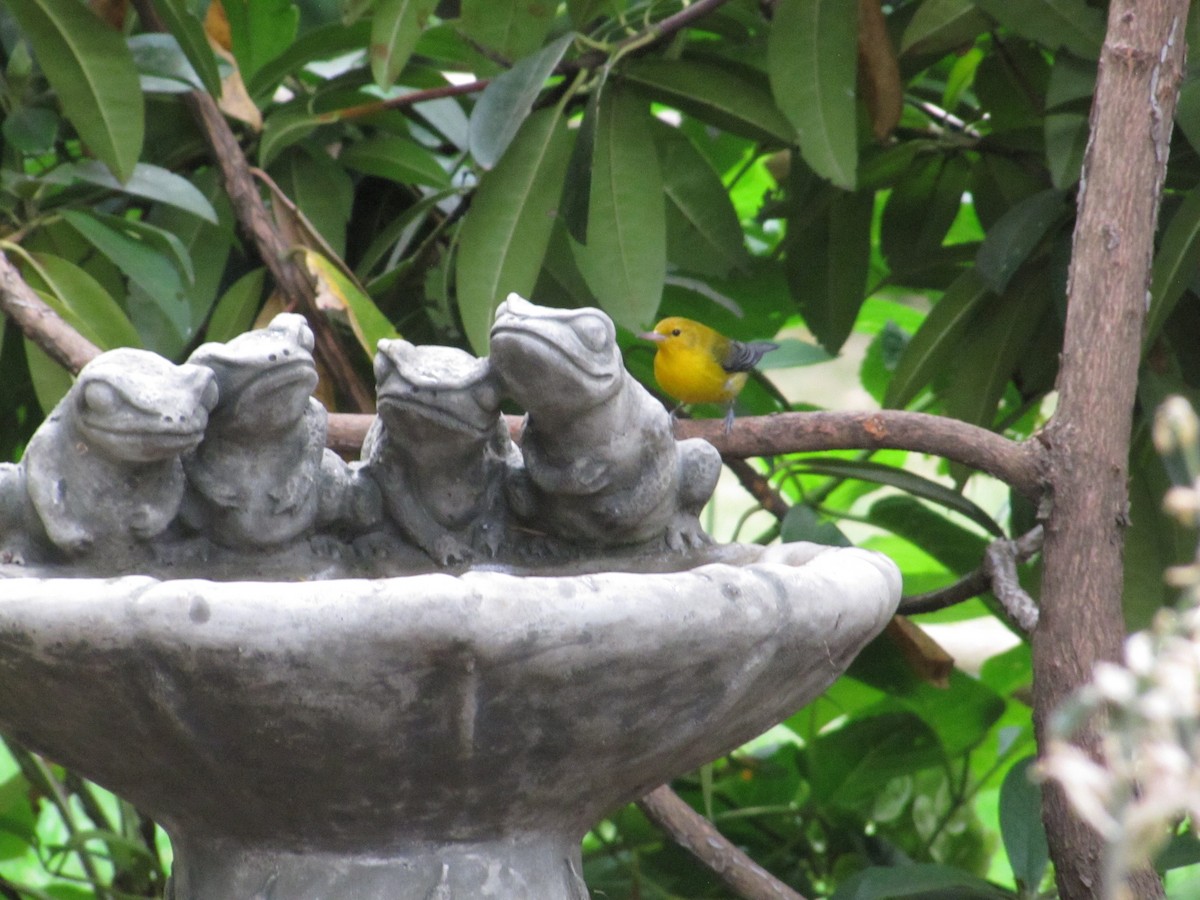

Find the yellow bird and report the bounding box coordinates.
[640,317,778,434]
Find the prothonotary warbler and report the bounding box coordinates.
[640,317,778,434]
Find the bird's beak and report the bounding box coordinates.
[639,331,665,343]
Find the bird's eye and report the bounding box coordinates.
[671,328,682,337]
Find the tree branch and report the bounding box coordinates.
[0,252,100,373]
[637,785,807,900]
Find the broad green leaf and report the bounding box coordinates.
[757,337,831,369]
[206,269,265,343]
[797,458,1004,536]
[128,33,204,93]
[940,265,1052,428]
[768,0,859,189]
[249,20,371,98]
[569,85,667,331]
[461,0,557,62]
[370,0,437,89]
[7,0,144,182]
[1,106,59,154]
[149,0,222,96]
[1175,76,1200,158]
[457,108,573,353]
[624,58,794,145]
[560,76,602,243]
[1046,54,1097,109]
[975,189,1066,293]
[469,32,575,170]
[340,136,450,189]
[91,211,195,286]
[831,863,1013,899]
[868,496,990,574]
[47,160,218,223]
[900,0,991,58]
[780,505,851,546]
[975,0,1105,60]
[24,337,75,414]
[357,188,459,279]
[61,209,186,305]
[259,106,321,168]
[20,253,140,350]
[787,184,873,353]
[885,269,991,408]
[303,249,400,357]
[272,146,355,257]
[568,0,620,29]
[1045,113,1088,189]
[655,124,751,279]
[881,153,970,274]
[999,757,1049,892]
[1147,185,1200,347]
[223,0,299,85]
[860,320,908,403]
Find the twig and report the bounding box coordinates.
[724,458,790,520]
[130,0,373,413]
[0,252,100,373]
[900,526,1044,632]
[637,785,807,900]
[327,410,1049,502]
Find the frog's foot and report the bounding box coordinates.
[428,533,474,567]
[664,513,712,552]
[308,534,346,559]
[353,530,400,559]
[152,535,213,567]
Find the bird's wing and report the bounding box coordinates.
[721,339,779,373]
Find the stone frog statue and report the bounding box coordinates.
[488,293,722,550]
[362,338,514,565]
[182,313,379,552]
[0,348,217,565]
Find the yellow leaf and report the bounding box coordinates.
[301,249,399,358]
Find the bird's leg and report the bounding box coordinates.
[723,405,735,435]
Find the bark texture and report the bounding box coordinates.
[1034,3,1188,898]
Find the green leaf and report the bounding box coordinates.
[1,106,59,154]
[1147,185,1200,348]
[569,85,667,332]
[798,458,1004,537]
[259,106,321,168]
[47,160,218,223]
[205,269,265,343]
[224,0,299,85]
[469,32,574,170]
[149,0,221,96]
[974,189,1066,294]
[61,209,186,304]
[7,0,144,182]
[885,269,991,408]
[881,153,970,274]
[900,0,992,58]
[975,0,1105,60]
[272,146,355,257]
[128,33,204,93]
[24,337,75,414]
[369,0,437,89]
[655,124,751,279]
[560,76,602,243]
[1045,113,1088,189]
[457,108,572,353]
[340,135,450,189]
[249,20,371,98]
[768,0,859,189]
[1046,54,1097,109]
[624,58,795,145]
[303,250,400,357]
[999,757,1049,892]
[780,505,852,546]
[20,253,141,350]
[868,495,990,574]
[1175,76,1200,158]
[757,337,831,369]
[460,0,557,62]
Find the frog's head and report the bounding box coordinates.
[374,339,500,438]
[489,293,621,414]
[71,349,218,463]
[189,313,319,430]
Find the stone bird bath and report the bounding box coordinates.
[0,297,901,898]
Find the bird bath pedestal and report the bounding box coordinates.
[0,297,901,897]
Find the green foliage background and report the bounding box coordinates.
[0,0,1199,896]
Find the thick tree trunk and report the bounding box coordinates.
[1034,2,1188,899]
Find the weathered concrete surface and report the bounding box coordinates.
[0,542,900,898]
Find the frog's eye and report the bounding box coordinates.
[199,375,219,412]
[297,323,315,353]
[576,316,610,353]
[477,378,500,410]
[79,380,121,416]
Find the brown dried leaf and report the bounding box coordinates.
[89,0,128,30]
[857,0,903,141]
[886,616,953,688]
[204,0,232,52]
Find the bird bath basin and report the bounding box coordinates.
[0,542,898,898]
